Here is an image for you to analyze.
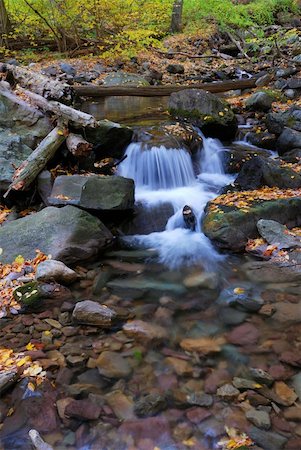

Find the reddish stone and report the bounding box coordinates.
[227,323,260,346]
[36,310,53,319]
[280,351,301,367]
[186,407,212,424]
[119,416,171,441]
[268,364,295,381]
[21,316,34,326]
[65,399,101,420]
[204,369,231,394]
[271,416,293,434]
[285,438,301,449]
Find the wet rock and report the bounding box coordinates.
[246,408,271,430]
[217,283,263,312]
[72,300,117,327]
[277,128,301,154]
[183,271,219,289]
[279,350,301,367]
[281,148,301,163]
[105,390,136,420]
[186,392,213,407]
[274,381,298,406]
[0,206,113,265]
[36,260,78,284]
[185,407,212,424]
[245,91,276,112]
[134,393,167,417]
[122,320,168,342]
[231,157,301,191]
[166,64,185,74]
[243,258,301,283]
[227,323,260,346]
[107,278,186,297]
[119,416,171,442]
[216,384,240,401]
[272,302,301,323]
[292,373,301,399]
[180,336,225,354]
[249,426,287,450]
[165,357,193,376]
[283,407,301,421]
[233,377,263,390]
[247,131,277,150]
[258,219,301,249]
[169,89,237,140]
[249,368,274,387]
[122,202,174,235]
[49,175,135,211]
[219,307,248,325]
[65,399,101,420]
[96,351,132,378]
[203,195,301,252]
[266,106,301,135]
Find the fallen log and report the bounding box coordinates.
[19,88,98,128]
[1,64,74,103]
[4,125,66,197]
[66,133,92,157]
[73,77,258,97]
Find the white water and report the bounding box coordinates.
[118,132,234,269]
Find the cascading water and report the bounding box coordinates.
[118,132,234,269]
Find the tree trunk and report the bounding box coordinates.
[0,0,11,46]
[66,133,92,157]
[4,125,66,197]
[73,77,258,97]
[171,0,183,33]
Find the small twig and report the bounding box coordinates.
[226,31,251,61]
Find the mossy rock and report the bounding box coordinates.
[13,281,42,307]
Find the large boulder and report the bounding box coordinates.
[83,120,133,159]
[277,127,301,154]
[266,106,301,135]
[0,206,113,264]
[169,89,237,140]
[103,72,149,87]
[0,82,51,148]
[48,175,135,211]
[228,156,301,191]
[245,91,276,112]
[203,192,301,251]
[222,143,272,174]
[0,130,32,191]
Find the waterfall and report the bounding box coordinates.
[118,143,195,189]
[118,133,234,269]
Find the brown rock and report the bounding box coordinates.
[227,323,260,346]
[180,336,225,354]
[273,302,301,323]
[122,320,168,342]
[105,390,136,420]
[165,357,193,376]
[185,407,212,424]
[56,397,74,420]
[280,351,301,367]
[274,381,298,406]
[96,351,132,378]
[72,300,117,327]
[284,406,301,421]
[217,384,240,400]
[204,369,231,394]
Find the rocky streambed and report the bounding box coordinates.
[0,56,301,450]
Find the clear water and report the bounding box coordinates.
[118,132,234,270]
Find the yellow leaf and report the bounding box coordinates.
[26,342,36,351]
[16,356,31,367]
[7,408,14,417]
[57,130,64,135]
[27,382,35,391]
[233,287,245,295]
[182,438,197,446]
[14,255,24,265]
[23,364,42,377]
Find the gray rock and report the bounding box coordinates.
[219,307,248,325]
[281,148,301,163]
[255,74,272,87]
[246,409,271,430]
[48,175,135,211]
[257,219,301,249]
[245,91,275,112]
[186,392,213,407]
[0,206,113,264]
[107,278,186,297]
[277,127,301,154]
[284,88,298,99]
[217,283,263,312]
[37,170,53,206]
[41,65,58,77]
[103,72,149,86]
[243,259,301,283]
[96,351,132,378]
[292,373,301,399]
[60,63,76,77]
[72,300,117,327]
[216,384,240,400]
[287,78,301,89]
[266,106,301,135]
[293,54,301,63]
[166,64,185,74]
[0,370,18,395]
[36,260,78,284]
[249,368,274,387]
[249,426,287,450]
[169,89,237,140]
[134,393,167,417]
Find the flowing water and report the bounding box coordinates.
[119,133,234,270]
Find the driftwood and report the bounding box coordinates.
[74,77,258,97]
[1,64,74,103]
[66,133,92,157]
[19,88,98,128]
[4,125,66,197]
